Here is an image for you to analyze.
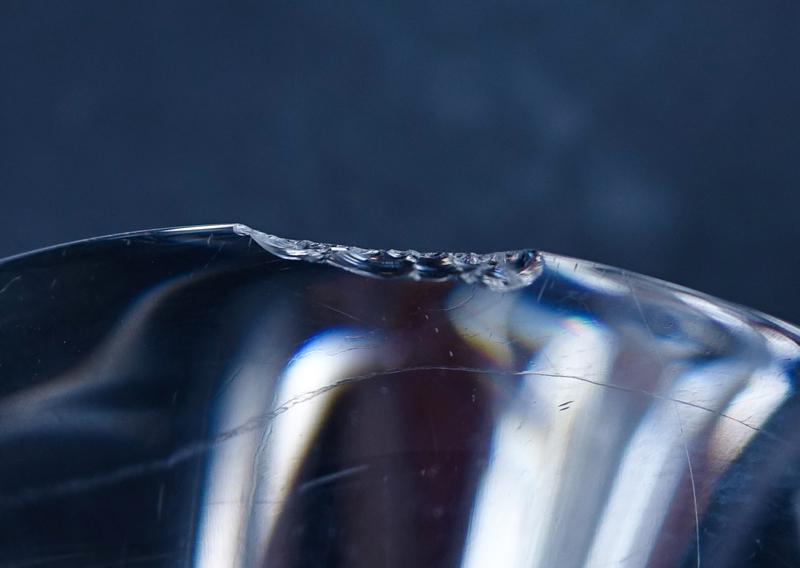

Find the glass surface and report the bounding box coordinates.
[1,224,799,568]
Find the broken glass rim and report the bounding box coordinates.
[3,223,798,339]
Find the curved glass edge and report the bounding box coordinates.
[2,223,797,341]
[0,224,240,266]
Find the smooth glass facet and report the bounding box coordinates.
[1,224,799,568]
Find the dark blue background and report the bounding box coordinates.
[1,1,799,322]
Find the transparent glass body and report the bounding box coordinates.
[1,224,798,568]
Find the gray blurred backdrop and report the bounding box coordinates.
[1,1,799,322]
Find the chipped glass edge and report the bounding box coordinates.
[232,224,542,291]
[2,223,798,341]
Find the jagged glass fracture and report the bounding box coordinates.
[1,224,799,568]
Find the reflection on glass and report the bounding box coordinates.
[0,224,798,568]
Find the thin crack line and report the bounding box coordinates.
[0,364,779,511]
[626,271,701,568]
[0,275,21,295]
[297,464,370,493]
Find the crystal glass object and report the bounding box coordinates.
[1,224,799,568]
